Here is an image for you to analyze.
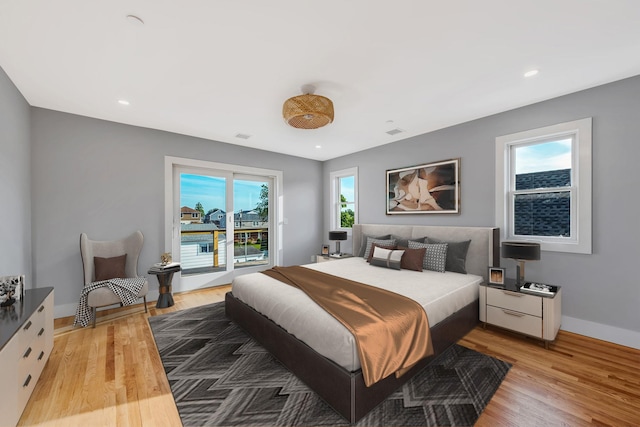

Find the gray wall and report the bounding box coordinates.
[0,66,32,281]
[30,108,323,316]
[324,76,640,345]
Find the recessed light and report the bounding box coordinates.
[315,145,322,149]
[524,69,539,78]
[118,99,130,106]
[126,15,144,26]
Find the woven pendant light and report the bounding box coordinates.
[283,93,334,129]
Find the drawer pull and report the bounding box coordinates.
[38,351,45,361]
[24,320,32,331]
[38,327,45,337]
[23,375,32,388]
[502,291,524,297]
[23,347,32,358]
[502,309,525,317]
[38,305,45,313]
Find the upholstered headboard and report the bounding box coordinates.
[352,224,500,281]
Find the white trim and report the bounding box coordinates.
[561,316,640,350]
[495,118,592,254]
[329,167,358,234]
[164,156,284,292]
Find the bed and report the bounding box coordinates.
[225,224,500,423]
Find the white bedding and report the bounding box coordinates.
[231,257,482,371]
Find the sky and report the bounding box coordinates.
[180,174,266,213]
[515,138,572,174]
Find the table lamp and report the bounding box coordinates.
[329,231,348,256]
[501,241,540,285]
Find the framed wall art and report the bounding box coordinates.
[386,158,460,214]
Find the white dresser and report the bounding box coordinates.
[480,282,561,348]
[0,287,54,427]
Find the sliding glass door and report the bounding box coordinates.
[175,167,273,277]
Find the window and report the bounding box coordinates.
[495,118,592,254]
[330,167,358,231]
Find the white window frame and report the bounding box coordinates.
[495,118,592,254]
[330,167,358,234]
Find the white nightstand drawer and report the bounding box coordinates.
[487,305,543,338]
[487,287,542,317]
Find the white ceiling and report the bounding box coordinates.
[1,1,640,161]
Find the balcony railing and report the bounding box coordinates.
[180,228,269,275]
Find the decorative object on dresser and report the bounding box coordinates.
[0,287,54,427]
[328,230,347,257]
[386,158,460,214]
[501,241,540,284]
[0,275,25,307]
[321,244,330,256]
[77,230,149,327]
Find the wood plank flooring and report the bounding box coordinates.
[20,286,640,426]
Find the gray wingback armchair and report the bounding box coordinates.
[80,230,149,327]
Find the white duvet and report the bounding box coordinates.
[231,257,481,371]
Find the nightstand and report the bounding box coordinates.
[315,254,353,263]
[479,279,562,349]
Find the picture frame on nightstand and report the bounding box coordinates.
[488,267,505,286]
[321,245,330,255]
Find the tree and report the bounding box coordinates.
[195,202,205,217]
[340,194,355,228]
[255,184,269,221]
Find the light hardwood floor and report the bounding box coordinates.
[20,286,640,426]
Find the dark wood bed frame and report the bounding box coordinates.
[225,292,478,423]
[225,224,498,423]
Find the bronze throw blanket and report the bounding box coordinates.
[262,266,433,387]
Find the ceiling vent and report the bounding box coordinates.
[235,133,252,139]
[386,128,404,136]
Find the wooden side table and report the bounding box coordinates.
[147,265,181,308]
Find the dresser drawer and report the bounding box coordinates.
[487,305,543,338]
[487,287,542,317]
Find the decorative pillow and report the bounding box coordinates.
[426,238,471,274]
[363,237,396,260]
[369,246,405,270]
[367,243,397,262]
[398,246,427,272]
[94,254,127,281]
[408,241,448,273]
[392,235,427,248]
[357,234,391,257]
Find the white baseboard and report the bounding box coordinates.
[561,315,640,350]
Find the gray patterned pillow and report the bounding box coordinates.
[357,234,391,257]
[363,237,396,260]
[408,241,448,273]
[426,237,471,274]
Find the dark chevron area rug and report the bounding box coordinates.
[149,302,510,427]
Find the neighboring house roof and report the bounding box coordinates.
[234,210,264,221]
[181,206,200,214]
